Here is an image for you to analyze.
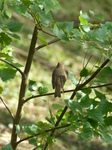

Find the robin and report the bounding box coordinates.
[52,62,67,97]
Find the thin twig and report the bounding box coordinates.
[35,38,60,51]
[84,55,92,68]
[78,58,110,89]
[55,129,69,138]
[24,82,112,103]
[41,29,57,37]
[0,97,15,121]
[16,123,70,146]
[0,58,24,77]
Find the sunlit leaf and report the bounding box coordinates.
[52,103,63,109]
[22,124,38,135]
[68,71,78,85]
[0,86,3,94]
[65,99,82,113]
[53,24,68,40]
[38,36,48,45]
[16,125,20,137]
[28,80,37,91]
[38,86,48,95]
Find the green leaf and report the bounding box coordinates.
[28,80,37,91]
[44,0,60,13]
[94,89,106,99]
[87,118,98,128]
[97,99,110,115]
[38,36,48,45]
[16,125,20,137]
[78,122,92,139]
[40,11,53,27]
[8,32,20,40]
[22,124,38,135]
[52,103,63,109]
[95,14,104,21]
[65,99,82,113]
[97,28,107,42]
[104,116,112,126]
[80,95,92,108]
[94,76,109,83]
[82,88,91,95]
[53,24,68,40]
[29,138,37,146]
[56,109,67,120]
[0,86,3,94]
[12,4,27,15]
[56,22,74,31]
[100,128,112,143]
[68,71,78,85]
[5,9,12,18]
[80,68,88,77]
[2,143,13,150]
[0,32,12,46]
[46,108,55,124]
[30,5,53,26]
[38,86,48,95]
[79,11,90,25]
[88,109,103,123]
[0,67,17,82]
[99,67,112,75]
[7,21,23,32]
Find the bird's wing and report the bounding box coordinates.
[60,75,66,88]
[52,70,56,89]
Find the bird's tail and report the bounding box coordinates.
[55,85,61,97]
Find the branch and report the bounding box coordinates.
[78,58,110,90]
[43,57,110,149]
[16,123,70,146]
[0,58,24,76]
[0,97,15,121]
[41,29,57,37]
[11,26,38,149]
[24,82,112,103]
[35,38,60,51]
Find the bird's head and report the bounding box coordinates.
[57,62,63,67]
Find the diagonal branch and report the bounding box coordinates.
[43,57,110,150]
[0,97,15,121]
[78,58,110,90]
[41,29,57,37]
[0,58,24,77]
[35,38,60,51]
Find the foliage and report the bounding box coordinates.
[0,0,112,150]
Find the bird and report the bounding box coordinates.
[52,62,67,97]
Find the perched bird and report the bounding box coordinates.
[52,62,67,97]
